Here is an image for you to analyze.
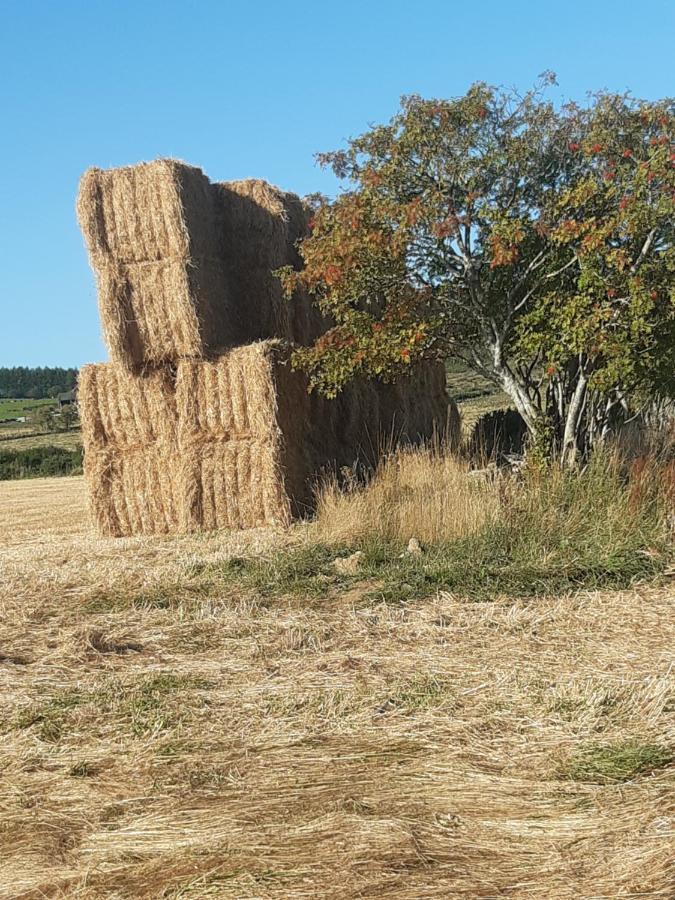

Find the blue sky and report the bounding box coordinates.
[1,0,673,367]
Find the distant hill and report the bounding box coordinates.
[0,367,78,399]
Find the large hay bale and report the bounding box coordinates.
[77,161,326,370]
[175,347,455,533]
[78,363,177,451]
[78,363,180,537]
[77,160,237,370]
[329,362,458,467]
[217,179,328,348]
[175,342,312,531]
[85,444,180,537]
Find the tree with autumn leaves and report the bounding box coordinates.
[280,76,675,465]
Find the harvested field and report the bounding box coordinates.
[0,475,673,898]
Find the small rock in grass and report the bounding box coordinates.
[332,551,364,576]
[406,537,423,556]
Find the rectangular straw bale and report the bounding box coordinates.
[77,159,233,370]
[85,444,180,537]
[178,438,293,531]
[217,179,328,347]
[77,158,222,264]
[78,161,326,369]
[78,363,177,451]
[175,341,313,531]
[79,361,180,537]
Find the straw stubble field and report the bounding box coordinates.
[0,474,673,898]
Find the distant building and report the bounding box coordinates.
[58,390,78,409]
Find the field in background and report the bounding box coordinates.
[0,429,82,452]
[445,360,510,433]
[0,398,54,423]
[0,473,672,898]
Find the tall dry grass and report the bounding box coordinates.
[316,447,500,545]
[313,441,672,600]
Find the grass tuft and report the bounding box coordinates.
[563,741,674,783]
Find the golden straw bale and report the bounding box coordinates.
[176,342,313,531]
[77,161,327,370]
[85,444,180,537]
[79,361,180,537]
[78,363,177,452]
[77,159,233,370]
[77,159,222,263]
[178,438,293,532]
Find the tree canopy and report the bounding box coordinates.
[280,76,675,463]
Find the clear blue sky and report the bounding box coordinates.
[1,0,673,367]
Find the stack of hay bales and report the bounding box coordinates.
[77,158,453,537]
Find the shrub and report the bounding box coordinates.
[0,445,83,480]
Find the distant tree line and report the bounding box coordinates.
[0,367,78,399]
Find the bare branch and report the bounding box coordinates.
[630,228,657,274]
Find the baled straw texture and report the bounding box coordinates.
[326,362,458,470]
[175,346,454,533]
[176,341,312,531]
[79,363,180,537]
[85,444,179,537]
[78,363,178,451]
[77,159,235,370]
[77,161,327,371]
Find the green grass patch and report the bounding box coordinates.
[0,397,54,423]
[221,543,343,598]
[380,674,455,714]
[14,688,84,742]
[562,741,674,783]
[11,673,212,743]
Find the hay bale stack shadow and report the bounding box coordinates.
[216,179,328,348]
[467,408,527,465]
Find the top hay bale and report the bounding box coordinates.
[77,160,324,370]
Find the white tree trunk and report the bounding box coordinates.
[560,371,588,468]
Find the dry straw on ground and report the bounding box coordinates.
[0,475,672,898]
[77,161,325,370]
